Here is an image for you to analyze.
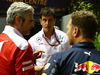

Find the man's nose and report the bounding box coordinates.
[46,20,49,25]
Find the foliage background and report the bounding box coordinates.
[66,0,100,50]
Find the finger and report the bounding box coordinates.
[36,49,45,53]
[37,54,42,59]
[37,52,42,58]
[39,52,42,56]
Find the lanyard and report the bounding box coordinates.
[42,33,60,46]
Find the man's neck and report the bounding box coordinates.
[74,36,92,43]
[44,30,54,39]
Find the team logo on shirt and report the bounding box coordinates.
[58,35,63,43]
[36,37,42,41]
[74,61,100,73]
[59,35,62,39]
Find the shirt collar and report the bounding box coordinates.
[41,28,45,36]
[41,28,56,37]
[72,42,95,49]
[3,25,24,38]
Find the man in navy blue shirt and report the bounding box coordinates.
[42,10,100,75]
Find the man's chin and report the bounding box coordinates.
[44,29,50,32]
[24,32,30,35]
[69,42,74,45]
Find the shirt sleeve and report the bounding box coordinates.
[42,55,59,75]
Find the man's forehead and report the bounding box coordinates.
[42,15,54,18]
[68,19,72,25]
[70,19,72,23]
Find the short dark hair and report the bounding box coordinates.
[40,7,55,19]
[71,10,98,40]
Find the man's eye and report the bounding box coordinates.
[49,19,52,21]
[43,19,46,22]
[33,20,35,23]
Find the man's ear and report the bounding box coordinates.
[39,19,42,26]
[54,18,56,25]
[54,18,56,22]
[74,27,80,37]
[15,16,23,25]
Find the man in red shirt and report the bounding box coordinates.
[0,2,43,75]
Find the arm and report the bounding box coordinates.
[34,65,45,75]
[14,46,35,75]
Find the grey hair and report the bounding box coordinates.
[6,2,34,25]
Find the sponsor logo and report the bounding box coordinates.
[22,60,34,71]
[44,63,51,70]
[22,64,34,71]
[74,61,100,73]
[22,60,32,65]
[42,73,47,75]
[84,51,91,56]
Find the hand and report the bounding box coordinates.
[34,65,44,75]
[34,56,51,75]
[33,49,45,60]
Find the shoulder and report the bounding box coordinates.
[55,29,66,35]
[52,49,73,60]
[28,31,42,51]
[2,32,29,50]
[55,29,68,38]
[28,31,42,41]
[52,47,83,61]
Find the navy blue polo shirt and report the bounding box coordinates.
[42,42,100,75]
